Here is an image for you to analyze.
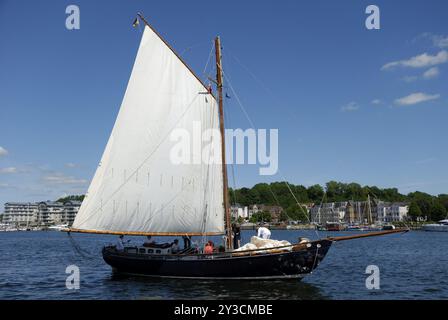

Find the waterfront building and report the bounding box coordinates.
[310,202,347,224]
[63,201,81,225]
[246,204,284,222]
[2,202,38,225]
[248,204,260,217]
[231,204,250,221]
[37,201,64,225]
[258,205,284,222]
[310,200,409,224]
[2,201,82,226]
[384,202,409,222]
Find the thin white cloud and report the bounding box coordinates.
[433,35,448,48]
[415,157,437,165]
[341,102,359,112]
[382,50,448,70]
[42,173,87,185]
[0,146,8,157]
[0,167,18,174]
[413,33,448,48]
[371,99,382,105]
[401,75,418,83]
[423,67,439,79]
[394,92,440,106]
[65,163,77,168]
[400,67,439,83]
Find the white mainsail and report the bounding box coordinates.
[72,25,225,235]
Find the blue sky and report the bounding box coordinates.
[0,0,447,208]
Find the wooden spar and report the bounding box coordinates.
[64,228,224,237]
[215,36,232,250]
[136,13,216,100]
[327,228,409,242]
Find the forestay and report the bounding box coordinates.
[72,25,224,235]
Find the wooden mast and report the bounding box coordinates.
[215,36,232,250]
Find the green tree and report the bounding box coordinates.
[285,205,309,222]
[279,211,289,222]
[430,202,447,222]
[437,194,448,212]
[408,191,433,216]
[326,181,344,202]
[345,183,362,201]
[408,202,422,221]
[57,195,85,203]
[307,184,324,203]
[249,211,271,223]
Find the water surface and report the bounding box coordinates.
[0,230,446,299]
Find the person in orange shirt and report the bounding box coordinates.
[204,241,214,254]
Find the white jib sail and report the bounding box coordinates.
[72,25,224,235]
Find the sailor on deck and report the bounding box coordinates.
[171,239,180,253]
[204,241,214,254]
[116,235,126,251]
[143,235,155,247]
[257,226,271,239]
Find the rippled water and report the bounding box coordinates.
[0,230,447,299]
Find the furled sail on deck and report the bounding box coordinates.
[72,25,224,235]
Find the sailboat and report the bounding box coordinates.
[66,13,407,280]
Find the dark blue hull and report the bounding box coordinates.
[102,240,332,280]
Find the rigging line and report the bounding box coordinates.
[224,46,275,99]
[368,191,410,230]
[180,41,209,56]
[317,191,327,225]
[222,70,320,239]
[266,185,294,221]
[74,94,202,228]
[203,40,215,76]
[222,68,288,218]
[222,83,290,223]
[223,47,303,130]
[67,232,97,259]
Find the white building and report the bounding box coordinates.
[384,203,409,222]
[2,202,38,225]
[311,200,409,224]
[2,201,82,226]
[63,201,81,225]
[248,204,260,217]
[231,204,249,220]
[310,202,347,224]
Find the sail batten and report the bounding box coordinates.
[72,25,225,235]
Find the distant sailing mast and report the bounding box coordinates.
[366,195,373,225]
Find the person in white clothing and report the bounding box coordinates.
[116,235,125,251]
[257,226,271,239]
[143,235,155,247]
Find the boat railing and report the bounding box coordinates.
[105,241,320,259]
[105,228,407,260]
